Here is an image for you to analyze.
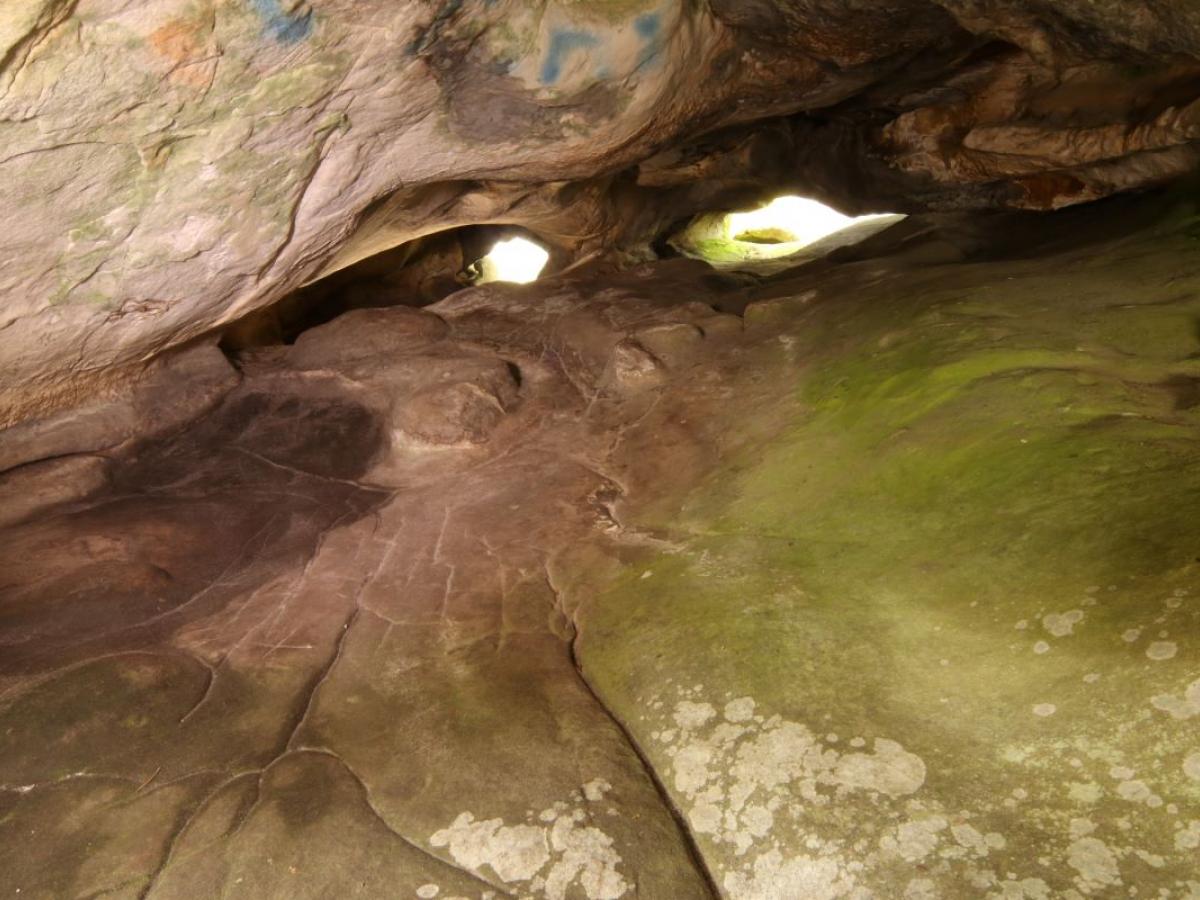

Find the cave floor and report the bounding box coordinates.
[2,203,1200,899]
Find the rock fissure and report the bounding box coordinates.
[301,747,521,899]
[551,565,724,900]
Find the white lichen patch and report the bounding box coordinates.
[1066,836,1121,893]
[880,816,947,862]
[429,780,628,900]
[1042,610,1083,637]
[1146,641,1177,661]
[1115,779,1162,807]
[582,779,612,802]
[834,738,927,796]
[988,877,1051,898]
[724,697,756,723]
[430,814,550,883]
[1135,849,1166,868]
[1184,752,1200,782]
[905,877,938,899]
[952,823,1005,857]
[1150,678,1200,720]
[721,849,854,900]
[1069,817,1095,838]
[640,660,1200,899]
[644,684,1027,896]
[1176,821,1200,851]
[674,700,717,730]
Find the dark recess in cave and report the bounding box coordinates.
[220,223,562,353]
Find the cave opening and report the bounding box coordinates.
[670,195,905,267]
[728,196,890,245]
[474,236,551,284]
[219,224,558,354]
[219,194,901,358]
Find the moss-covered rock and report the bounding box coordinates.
[579,204,1200,897]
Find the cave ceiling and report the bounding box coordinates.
[1,0,1199,425]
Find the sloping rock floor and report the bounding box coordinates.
[1,197,1199,899]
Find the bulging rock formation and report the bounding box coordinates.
[2,0,1200,427]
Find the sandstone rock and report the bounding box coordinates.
[280,304,522,456]
[396,378,515,447]
[609,339,665,389]
[2,198,1200,897]
[0,341,238,472]
[0,453,109,528]
[3,1,1200,895]
[288,306,451,370]
[2,1,1199,426]
[633,322,705,368]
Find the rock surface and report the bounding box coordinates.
[3,0,1200,426]
[2,195,1199,897]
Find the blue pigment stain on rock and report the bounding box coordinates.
[540,29,599,84]
[634,12,662,69]
[634,13,660,40]
[250,0,313,44]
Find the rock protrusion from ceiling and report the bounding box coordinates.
[0,0,1198,433]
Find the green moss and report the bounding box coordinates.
[576,210,1200,893]
[557,0,662,25]
[687,237,756,262]
[235,59,346,115]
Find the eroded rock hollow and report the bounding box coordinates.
[2,2,1199,898]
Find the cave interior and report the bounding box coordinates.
[1,2,1200,898]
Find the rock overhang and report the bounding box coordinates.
[1,0,1199,430]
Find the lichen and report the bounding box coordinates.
[429,780,630,900]
[577,210,1200,896]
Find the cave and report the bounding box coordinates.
[1,2,1199,898]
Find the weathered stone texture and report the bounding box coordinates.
[2,0,1199,427]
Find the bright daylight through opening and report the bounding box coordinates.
[671,195,903,266]
[480,236,550,284]
[727,196,893,247]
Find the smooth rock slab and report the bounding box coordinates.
[575,200,1200,898]
[3,200,1200,899]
